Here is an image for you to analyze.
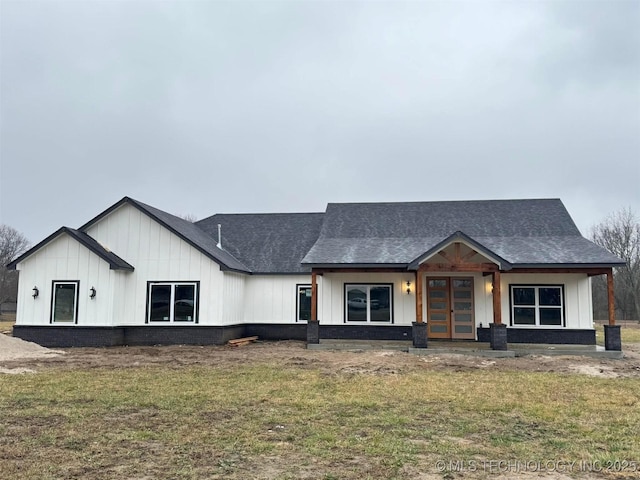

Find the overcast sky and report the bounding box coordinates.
[1,0,639,244]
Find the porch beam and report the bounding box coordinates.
[311,271,318,321]
[607,268,615,326]
[311,267,408,274]
[418,263,498,273]
[454,242,461,263]
[415,270,423,323]
[461,249,479,262]
[437,250,455,263]
[492,270,502,325]
[509,267,610,276]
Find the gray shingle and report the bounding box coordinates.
[302,199,625,267]
[197,212,325,273]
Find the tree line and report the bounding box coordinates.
[591,208,640,321]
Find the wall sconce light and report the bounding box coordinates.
[32,286,39,299]
[406,281,412,295]
[89,287,96,299]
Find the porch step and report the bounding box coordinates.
[510,344,624,359]
[409,347,515,358]
[306,340,623,358]
[308,339,411,351]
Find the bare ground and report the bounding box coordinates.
[2,335,640,379]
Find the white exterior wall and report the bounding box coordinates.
[500,273,593,329]
[14,234,118,326]
[14,201,595,334]
[222,272,246,324]
[84,203,227,326]
[320,272,416,325]
[243,275,313,323]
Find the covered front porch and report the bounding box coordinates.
[305,235,622,352]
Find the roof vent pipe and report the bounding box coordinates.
[217,224,222,249]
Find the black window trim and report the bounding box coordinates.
[145,280,200,324]
[343,282,395,324]
[509,283,566,328]
[296,284,312,322]
[50,280,80,325]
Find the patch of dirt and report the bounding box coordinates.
[1,335,640,379]
[0,332,64,363]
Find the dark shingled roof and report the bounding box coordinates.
[302,199,626,267]
[13,197,623,274]
[196,212,325,273]
[80,197,251,273]
[7,227,134,271]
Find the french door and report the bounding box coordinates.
[426,277,475,340]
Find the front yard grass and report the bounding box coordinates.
[595,322,640,345]
[1,364,639,479]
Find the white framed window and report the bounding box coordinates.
[510,285,564,327]
[297,284,312,322]
[51,281,79,324]
[345,284,393,323]
[147,282,199,323]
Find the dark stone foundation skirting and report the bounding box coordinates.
[476,327,596,345]
[12,324,306,348]
[13,324,597,348]
[319,324,413,341]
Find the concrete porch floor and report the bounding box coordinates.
[307,339,623,359]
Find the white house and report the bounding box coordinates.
[8,197,625,350]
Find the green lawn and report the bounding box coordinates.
[1,364,639,479]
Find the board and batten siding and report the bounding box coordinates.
[499,273,593,329]
[14,233,118,326]
[85,203,227,326]
[222,272,246,324]
[243,275,313,323]
[320,272,416,325]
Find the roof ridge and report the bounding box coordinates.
[327,198,562,206]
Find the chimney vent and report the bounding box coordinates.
[217,224,222,249]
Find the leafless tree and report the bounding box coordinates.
[591,208,640,321]
[176,213,198,223]
[0,225,30,309]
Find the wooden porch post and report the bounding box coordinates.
[415,270,423,323]
[311,271,318,321]
[492,270,502,325]
[607,268,615,326]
